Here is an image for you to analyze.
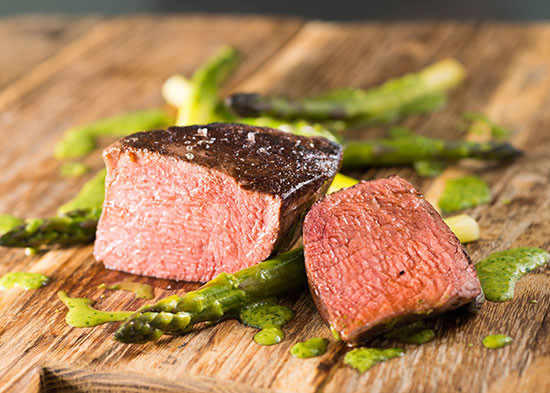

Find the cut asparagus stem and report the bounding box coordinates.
[114,247,306,343]
[0,209,100,248]
[176,46,239,125]
[226,59,466,123]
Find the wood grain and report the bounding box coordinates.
[0,16,549,393]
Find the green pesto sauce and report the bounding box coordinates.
[0,214,24,234]
[54,109,173,159]
[413,160,445,177]
[57,169,106,215]
[475,247,550,302]
[344,347,405,373]
[106,281,154,299]
[438,175,491,213]
[0,272,50,291]
[238,299,295,346]
[384,321,435,344]
[60,162,89,178]
[482,334,513,349]
[330,325,342,341]
[290,337,329,358]
[57,290,133,327]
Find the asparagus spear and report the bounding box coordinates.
[226,59,466,123]
[341,130,521,169]
[176,46,239,126]
[54,109,173,159]
[0,208,100,248]
[114,247,306,343]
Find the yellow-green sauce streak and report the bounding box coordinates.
[57,169,106,215]
[384,321,435,344]
[438,175,491,213]
[57,290,133,327]
[0,272,50,291]
[238,299,295,346]
[482,334,513,349]
[327,173,359,194]
[60,162,89,178]
[105,281,154,299]
[54,109,173,159]
[344,347,405,373]
[475,247,550,302]
[0,214,24,234]
[290,337,329,358]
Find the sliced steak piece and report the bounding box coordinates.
[94,123,342,282]
[303,176,482,343]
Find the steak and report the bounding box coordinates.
[94,123,342,282]
[303,176,482,343]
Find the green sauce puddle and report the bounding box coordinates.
[344,347,405,373]
[384,321,435,344]
[0,272,50,291]
[0,214,24,235]
[475,247,550,302]
[290,337,329,358]
[238,299,295,346]
[57,169,106,215]
[60,162,89,178]
[482,334,513,349]
[57,290,134,327]
[54,109,173,159]
[438,175,491,213]
[104,281,154,299]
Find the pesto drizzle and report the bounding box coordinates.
[344,347,405,373]
[384,320,435,344]
[105,281,154,299]
[438,175,491,213]
[290,337,329,358]
[238,299,295,346]
[57,291,134,327]
[482,334,513,349]
[475,247,550,302]
[0,272,50,291]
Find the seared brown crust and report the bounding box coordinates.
[118,123,342,200]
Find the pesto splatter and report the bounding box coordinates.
[106,281,154,299]
[384,321,435,344]
[344,347,404,373]
[60,162,89,178]
[475,247,550,302]
[482,334,513,349]
[290,337,329,358]
[57,169,106,215]
[0,272,50,291]
[238,299,295,346]
[57,290,133,327]
[439,175,491,213]
[0,214,24,234]
[54,109,173,159]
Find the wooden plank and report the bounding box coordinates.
[0,14,99,90]
[0,17,549,393]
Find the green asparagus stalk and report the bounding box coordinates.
[341,130,521,169]
[54,109,174,159]
[114,247,306,343]
[176,46,239,126]
[0,208,100,248]
[226,59,466,123]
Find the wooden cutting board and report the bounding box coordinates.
[0,15,549,393]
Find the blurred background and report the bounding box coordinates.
[1,0,550,19]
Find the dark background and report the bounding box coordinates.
[1,0,550,20]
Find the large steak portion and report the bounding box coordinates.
[303,176,482,343]
[94,123,342,282]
